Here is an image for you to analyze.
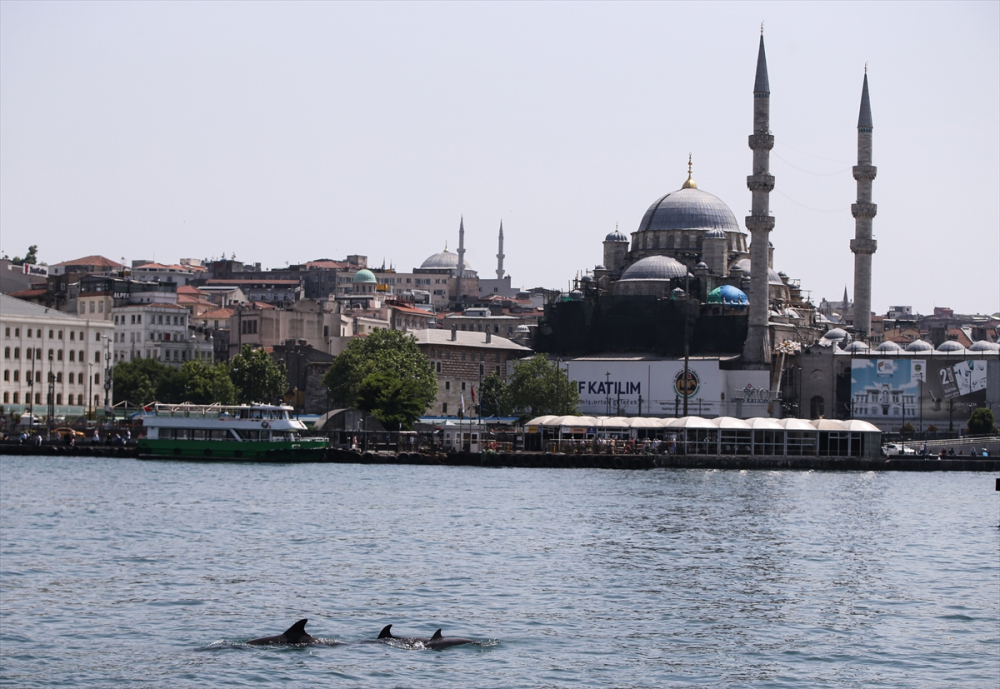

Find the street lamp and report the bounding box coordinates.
[88,362,94,421]
[27,346,36,433]
[103,336,113,419]
[47,349,54,437]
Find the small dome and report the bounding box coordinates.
[937,340,966,353]
[843,341,871,353]
[595,264,606,271]
[604,229,628,243]
[904,339,934,352]
[875,341,902,353]
[420,249,472,271]
[570,289,583,299]
[695,261,708,270]
[352,269,377,284]
[731,258,784,286]
[704,228,726,239]
[822,328,849,341]
[515,325,530,333]
[969,340,1000,352]
[620,255,692,281]
[580,275,593,283]
[707,285,748,306]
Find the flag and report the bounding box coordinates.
[471,386,476,403]
[460,393,466,415]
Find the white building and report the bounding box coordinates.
[111,302,214,365]
[1,294,115,418]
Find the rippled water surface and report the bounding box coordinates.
[1,456,997,687]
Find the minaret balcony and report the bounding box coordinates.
[851,202,878,218]
[852,165,877,180]
[745,215,775,232]
[850,238,878,255]
[748,133,774,150]
[746,174,775,192]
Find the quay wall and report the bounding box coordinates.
[2,443,998,472]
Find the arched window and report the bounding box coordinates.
[810,396,825,419]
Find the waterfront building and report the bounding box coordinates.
[411,328,530,417]
[111,301,214,366]
[1,294,114,419]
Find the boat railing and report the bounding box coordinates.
[151,403,293,421]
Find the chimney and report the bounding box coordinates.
[486,331,492,343]
[451,325,457,341]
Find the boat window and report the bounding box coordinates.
[191,430,207,441]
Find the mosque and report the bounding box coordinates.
[536,32,867,365]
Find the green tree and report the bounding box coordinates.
[229,345,287,404]
[507,356,580,419]
[158,360,236,405]
[479,371,512,417]
[11,245,39,266]
[112,358,169,406]
[322,329,436,428]
[967,407,997,435]
[355,370,431,431]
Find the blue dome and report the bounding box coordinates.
[707,284,748,306]
[605,229,628,242]
[619,255,691,281]
[637,187,740,233]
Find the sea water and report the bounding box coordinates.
[1,455,997,688]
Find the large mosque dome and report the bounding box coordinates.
[419,248,472,272]
[619,255,691,281]
[637,187,741,234]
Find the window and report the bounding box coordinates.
[2,370,7,381]
[70,331,75,341]
[56,393,62,405]
[98,301,104,313]
[48,349,54,360]
[94,373,100,385]
[56,372,62,383]
[3,347,8,359]
[445,381,450,390]
[79,350,84,361]
[58,330,63,339]
[13,370,19,381]
[442,403,447,414]
[131,315,136,324]
[95,352,101,363]
[14,328,19,336]
[461,382,466,391]
[96,333,100,342]
[57,350,63,361]
[69,372,74,384]
[49,330,54,338]
[3,392,8,403]
[13,347,19,359]
[3,327,8,337]
[90,301,95,313]
[137,315,141,324]
[436,362,441,373]
[35,393,40,404]
[479,363,485,376]
[12,392,17,404]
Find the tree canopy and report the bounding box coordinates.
[112,358,236,406]
[506,356,580,420]
[968,407,997,435]
[229,345,287,404]
[322,329,436,430]
[478,371,512,418]
[10,245,39,266]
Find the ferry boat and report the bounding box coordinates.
[137,403,329,461]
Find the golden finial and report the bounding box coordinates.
[682,154,697,189]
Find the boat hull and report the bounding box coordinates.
[137,439,329,462]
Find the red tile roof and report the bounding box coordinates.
[51,255,123,269]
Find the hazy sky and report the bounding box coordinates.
[2,2,998,316]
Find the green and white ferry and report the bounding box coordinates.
[137,403,329,461]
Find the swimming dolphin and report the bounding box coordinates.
[246,619,339,646]
[376,624,480,650]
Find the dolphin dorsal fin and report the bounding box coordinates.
[431,629,443,640]
[378,624,394,639]
[284,619,308,640]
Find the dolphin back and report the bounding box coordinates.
[378,624,394,639]
[282,619,311,643]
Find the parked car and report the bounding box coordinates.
[882,443,916,456]
[52,427,86,440]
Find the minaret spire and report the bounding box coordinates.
[496,220,505,280]
[742,32,775,367]
[851,69,877,337]
[457,216,466,275]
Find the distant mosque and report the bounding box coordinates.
[414,217,517,303]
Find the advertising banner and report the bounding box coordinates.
[851,358,991,424]
[565,359,769,418]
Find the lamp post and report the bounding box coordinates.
[47,349,54,437]
[103,336,112,420]
[605,371,611,416]
[27,346,36,433]
[88,363,94,421]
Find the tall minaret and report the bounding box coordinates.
[496,221,505,280]
[742,29,774,366]
[850,68,877,338]
[457,216,466,276]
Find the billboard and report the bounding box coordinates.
[564,359,770,418]
[851,358,993,425]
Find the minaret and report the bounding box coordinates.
[742,29,774,366]
[457,216,466,275]
[850,68,877,338]
[496,221,505,280]
[455,216,466,302]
